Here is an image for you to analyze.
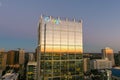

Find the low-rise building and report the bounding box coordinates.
[90,58,112,70]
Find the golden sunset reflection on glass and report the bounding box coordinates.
[41,45,83,53]
[41,19,83,53]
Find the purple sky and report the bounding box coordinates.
[0,0,120,53]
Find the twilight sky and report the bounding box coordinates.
[0,0,120,53]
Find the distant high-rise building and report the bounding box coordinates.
[0,49,7,70]
[37,15,83,80]
[19,48,25,65]
[7,50,19,66]
[7,49,25,67]
[102,47,115,66]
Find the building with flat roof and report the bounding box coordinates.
[90,58,112,70]
[37,15,83,80]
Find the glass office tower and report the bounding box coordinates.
[37,15,83,80]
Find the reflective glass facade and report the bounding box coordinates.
[37,16,83,80]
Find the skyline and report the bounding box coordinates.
[0,0,120,52]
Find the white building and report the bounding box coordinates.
[90,58,112,70]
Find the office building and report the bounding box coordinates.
[27,62,37,80]
[90,58,112,70]
[37,15,83,80]
[102,47,115,66]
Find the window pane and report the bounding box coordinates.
[54,25,61,30]
[46,31,53,45]
[41,45,53,52]
[68,23,75,31]
[46,45,53,52]
[54,31,60,45]
[46,23,53,30]
[53,53,60,60]
[75,32,82,45]
[76,46,83,53]
[69,32,74,45]
[61,39,67,45]
[61,25,68,31]
[61,46,67,52]
[76,54,83,59]
[53,46,60,52]
[75,32,82,39]
[61,31,67,45]
[75,25,82,32]
[69,54,75,59]
[75,40,82,46]
[69,46,75,52]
